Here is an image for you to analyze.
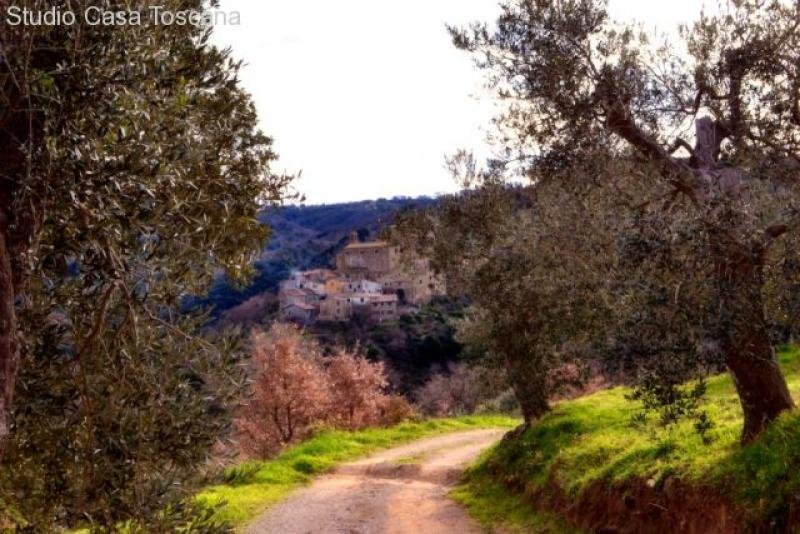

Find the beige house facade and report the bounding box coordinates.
[279,234,444,324]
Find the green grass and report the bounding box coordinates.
[451,448,580,533]
[196,415,518,529]
[459,345,800,528]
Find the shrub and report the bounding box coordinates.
[327,351,390,429]
[234,324,414,459]
[415,363,507,417]
[219,294,277,327]
[235,325,331,459]
[378,395,418,426]
[476,389,520,415]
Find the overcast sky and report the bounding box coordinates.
[212,1,714,205]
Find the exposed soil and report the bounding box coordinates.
[500,467,794,534]
[246,429,505,534]
[532,477,741,534]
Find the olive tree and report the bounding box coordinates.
[0,0,291,528]
[453,0,800,442]
[393,153,610,423]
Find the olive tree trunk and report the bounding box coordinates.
[671,118,793,443]
[0,226,18,454]
[726,331,794,443]
[505,355,550,425]
[714,242,795,443]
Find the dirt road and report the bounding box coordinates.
[245,428,505,534]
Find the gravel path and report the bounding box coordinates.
[245,428,505,534]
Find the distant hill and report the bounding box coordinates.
[204,195,469,392]
[201,197,436,314]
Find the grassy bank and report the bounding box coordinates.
[451,462,578,533]
[197,414,518,528]
[455,346,800,531]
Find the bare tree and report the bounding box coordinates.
[237,325,331,458]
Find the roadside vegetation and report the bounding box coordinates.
[452,474,576,534]
[198,415,518,527]
[456,346,800,531]
[197,322,518,529]
[387,1,800,530]
[232,323,416,459]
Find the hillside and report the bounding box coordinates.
[201,197,436,314]
[454,346,800,533]
[198,196,470,394]
[307,299,467,392]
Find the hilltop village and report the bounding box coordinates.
[278,233,445,324]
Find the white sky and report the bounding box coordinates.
[212,1,714,205]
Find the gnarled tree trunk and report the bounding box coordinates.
[726,332,794,443]
[714,241,795,443]
[689,118,794,443]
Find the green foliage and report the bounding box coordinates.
[476,389,521,416]
[123,499,234,534]
[307,298,467,392]
[452,456,580,533]
[1,0,292,530]
[196,415,518,527]
[449,0,800,442]
[4,320,249,530]
[464,346,800,527]
[393,171,610,423]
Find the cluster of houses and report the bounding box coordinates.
[279,233,445,324]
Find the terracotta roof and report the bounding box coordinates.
[343,241,390,250]
[302,269,337,280]
[283,302,316,311]
[282,289,307,297]
[302,287,325,296]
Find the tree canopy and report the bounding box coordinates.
[444,0,800,442]
[0,0,292,528]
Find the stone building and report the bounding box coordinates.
[279,286,322,306]
[279,269,335,295]
[319,295,352,322]
[317,292,398,323]
[366,293,399,322]
[335,235,398,278]
[279,234,443,324]
[345,278,383,294]
[378,257,445,306]
[281,302,317,324]
[335,233,444,306]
